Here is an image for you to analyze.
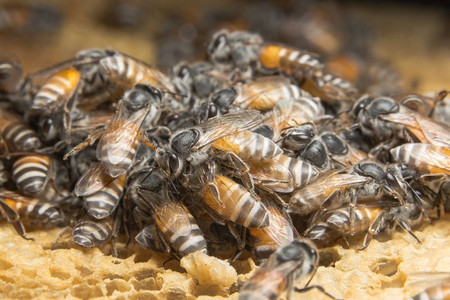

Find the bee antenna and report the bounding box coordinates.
[305,264,318,288]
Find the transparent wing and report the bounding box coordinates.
[192,110,263,150]
[74,162,114,197]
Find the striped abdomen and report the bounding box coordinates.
[260,45,323,77]
[212,130,282,161]
[327,206,383,236]
[99,54,174,91]
[2,193,64,227]
[239,270,285,300]
[154,202,207,256]
[12,155,50,195]
[203,174,269,228]
[32,68,81,110]
[97,120,141,177]
[412,281,450,300]
[391,143,450,175]
[73,215,114,248]
[302,72,358,102]
[0,112,41,151]
[84,175,125,219]
[277,154,319,189]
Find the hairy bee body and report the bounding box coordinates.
[12,155,51,195]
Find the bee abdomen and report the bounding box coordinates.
[230,192,269,228]
[285,156,319,189]
[24,201,64,227]
[84,175,125,219]
[3,121,42,151]
[12,155,50,195]
[73,216,113,248]
[168,224,207,256]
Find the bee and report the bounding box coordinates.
[65,84,162,177]
[259,44,324,80]
[390,143,450,177]
[202,170,269,228]
[28,68,81,142]
[0,55,23,93]
[239,239,334,300]
[306,200,424,250]
[0,109,42,154]
[247,199,299,260]
[354,96,450,157]
[74,162,126,219]
[211,76,311,113]
[155,109,262,179]
[289,160,410,216]
[132,188,207,258]
[248,153,319,193]
[207,30,263,72]
[0,190,65,240]
[280,124,367,171]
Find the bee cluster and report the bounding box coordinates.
[0,28,449,299]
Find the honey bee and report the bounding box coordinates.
[239,239,334,300]
[65,84,162,177]
[259,44,324,80]
[354,96,450,157]
[0,190,65,240]
[247,199,299,260]
[211,76,311,113]
[390,143,450,177]
[200,160,269,229]
[281,124,367,171]
[12,154,52,196]
[394,90,447,118]
[247,153,319,194]
[28,68,81,142]
[306,200,424,250]
[155,109,262,179]
[74,162,126,219]
[0,109,42,154]
[0,55,23,93]
[132,188,207,258]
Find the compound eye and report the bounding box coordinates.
[208,103,218,118]
[169,153,180,175]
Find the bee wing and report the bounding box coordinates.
[237,77,291,107]
[262,203,296,246]
[394,143,450,172]
[249,158,293,193]
[416,118,450,147]
[193,110,263,150]
[96,102,149,173]
[74,162,114,197]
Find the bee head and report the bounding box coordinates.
[207,32,230,63]
[211,88,237,114]
[124,84,162,112]
[155,147,183,179]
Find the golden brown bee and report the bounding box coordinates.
[211,76,311,113]
[247,199,299,260]
[133,188,207,258]
[28,68,81,142]
[65,84,162,177]
[248,153,319,193]
[0,190,65,240]
[391,143,450,177]
[0,109,42,154]
[259,44,324,79]
[202,173,269,228]
[74,162,126,219]
[239,239,333,300]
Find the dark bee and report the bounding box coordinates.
[239,239,334,300]
[0,55,23,94]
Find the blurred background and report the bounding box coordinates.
[1,0,449,93]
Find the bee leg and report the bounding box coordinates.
[349,189,357,235]
[62,83,81,144]
[436,182,450,218]
[368,140,397,160]
[204,162,224,207]
[222,151,255,192]
[63,125,104,160]
[358,210,386,251]
[394,219,421,244]
[0,200,33,240]
[141,134,158,150]
[52,226,72,249]
[294,285,338,300]
[228,224,245,264]
[428,89,448,117]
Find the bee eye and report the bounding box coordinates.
[208,103,218,118]
[208,34,227,56]
[169,153,180,174]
